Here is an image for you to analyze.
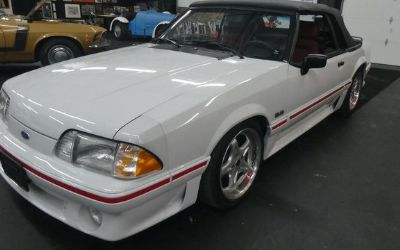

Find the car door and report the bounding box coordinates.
[286,14,350,124]
[132,11,146,36]
[1,17,29,63]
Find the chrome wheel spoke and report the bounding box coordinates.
[224,169,238,191]
[221,139,239,175]
[230,138,240,161]
[233,172,247,190]
[221,157,234,176]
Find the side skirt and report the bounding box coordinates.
[265,102,336,159]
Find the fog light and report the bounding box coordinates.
[89,208,103,226]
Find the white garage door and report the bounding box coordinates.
[342,0,400,66]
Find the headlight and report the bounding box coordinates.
[55,130,162,179]
[0,89,10,117]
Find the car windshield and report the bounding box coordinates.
[162,9,292,61]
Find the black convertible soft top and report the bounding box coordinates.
[190,0,359,49]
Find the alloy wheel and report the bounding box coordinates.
[219,128,262,200]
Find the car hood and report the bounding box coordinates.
[27,20,106,33]
[4,44,283,139]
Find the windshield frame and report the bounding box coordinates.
[159,7,296,62]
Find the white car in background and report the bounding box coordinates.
[0,0,370,241]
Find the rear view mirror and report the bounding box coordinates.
[301,54,327,75]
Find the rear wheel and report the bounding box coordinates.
[199,121,263,209]
[39,38,82,65]
[338,69,364,116]
[112,22,128,40]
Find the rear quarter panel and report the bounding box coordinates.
[350,45,370,77]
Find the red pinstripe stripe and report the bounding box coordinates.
[172,161,208,180]
[271,82,350,130]
[289,85,345,120]
[271,119,288,130]
[0,145,207,204]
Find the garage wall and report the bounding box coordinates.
[176,0,193,8]
[342,0,400,66]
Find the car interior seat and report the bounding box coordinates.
[292,21,321,63]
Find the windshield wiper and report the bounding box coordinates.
[184,41,244,59]
[152,37,181,48]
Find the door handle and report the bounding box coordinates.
[338,61,345,67]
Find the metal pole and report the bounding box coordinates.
[26,0,47,19]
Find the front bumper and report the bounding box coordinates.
[87,32,111,53]
[0,116,209,241]
[88,39,111,50]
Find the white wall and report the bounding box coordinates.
[342,0,400,66]
[177,0,194,8]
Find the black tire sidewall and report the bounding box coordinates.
[40,38,82,66]
[199,120,264,209]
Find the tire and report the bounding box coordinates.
[199,120,264,209]
[39,38,82,66]
[112,22,128,40]
[337,69,364,117]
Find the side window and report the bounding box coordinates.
[328,15,347,49]
[242,14,291,61]
[292,14,338,64]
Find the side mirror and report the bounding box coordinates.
[301,54,327,75]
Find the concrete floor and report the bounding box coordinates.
[0,65,399,250]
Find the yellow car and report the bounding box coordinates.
[0,9,108,65]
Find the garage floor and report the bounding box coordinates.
[0,66,399,250]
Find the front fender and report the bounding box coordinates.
[206,104,271,156]
[109,17,130,31]
[32,34,84,55]
[152,21,171,38]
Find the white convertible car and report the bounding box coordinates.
[0,0,370,241]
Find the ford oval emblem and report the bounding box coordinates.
[21,131,30,140]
